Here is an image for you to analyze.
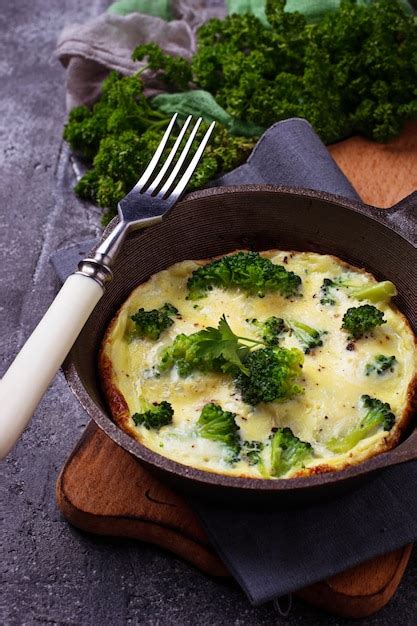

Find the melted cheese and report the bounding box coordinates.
[101,252,416,478]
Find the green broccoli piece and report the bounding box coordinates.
[250,316,324,353]
[320,277,397,306]
[270,427,313,477]
[234,346,304,405]
[241,441,268,476]
[327,395,395,454]
[130,303,179,341]
[286,320,324,354]
[319,278,337,306]
[365,354,397,376]
[342,305,386,340]
[197,403,241,459]
[248,316,286,346]
[351,281,397,303]
[160,317,305,405]
[241,440,265,466]
[132,400,174,430]
[320,276,357,306]
[187,251,302,300]
[159,332,213,377]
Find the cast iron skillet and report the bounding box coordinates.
[64,185,417,504]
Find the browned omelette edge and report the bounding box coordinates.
[98,250,417,479]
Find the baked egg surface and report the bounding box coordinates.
[99,251,416,479]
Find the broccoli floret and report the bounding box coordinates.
[248,316,285,346]
[130,303,179,340]
[197,403,241,459]
[342,305,386,340]
[241,440,268,476]
[187,251,302,300]
[286,320,324,354]
[251,316,324,353]
[132,400,174,430]
[235,347,304,405]
[159,332,213,377]
[241,440,264,466]
[160,317,304,406]
[270,427,313,477]
[327,395,395,454]
[320,276,397,306]
[320,277,350,306]
[365,354,397,376]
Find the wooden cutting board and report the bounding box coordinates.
[56,122,417,619]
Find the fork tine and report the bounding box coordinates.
[157,117,203,198]
[146,115,193,194]
[166,121,216,200]
[133,113,178,191]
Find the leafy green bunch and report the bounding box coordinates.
[64,69,254,222]
[159,314,257,377]
[64,0,417,220]
[188,0,417,143]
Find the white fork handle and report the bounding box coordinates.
[0,274,104,459]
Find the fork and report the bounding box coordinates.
[0,114,215,458]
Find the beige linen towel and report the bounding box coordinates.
[56,0,226,109]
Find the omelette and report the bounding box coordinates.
[99,251,417,479]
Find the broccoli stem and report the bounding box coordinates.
[327,425,373,454]
[351,281,397,303]
[286,320,324,354]
[327,395,395,454]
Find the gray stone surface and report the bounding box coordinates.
[0,1,416,624]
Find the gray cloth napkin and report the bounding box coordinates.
[56,0,226,109]
[51,118,417,606]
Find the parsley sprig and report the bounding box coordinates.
[159,314,263,377]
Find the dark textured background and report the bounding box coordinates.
[1,1,416,624]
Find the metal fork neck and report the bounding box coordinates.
[94,220,129,268]
[76,220,128,288]
[75,215,162,289]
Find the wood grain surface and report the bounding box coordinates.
[329,121,417,207]
[56,123,417,618]
[56,423,412,619]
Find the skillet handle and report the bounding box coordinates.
[354,191,417,244]
[383,191,417,244]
